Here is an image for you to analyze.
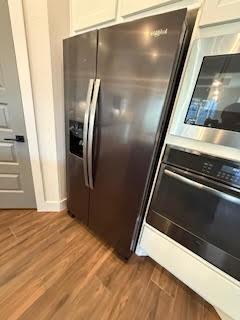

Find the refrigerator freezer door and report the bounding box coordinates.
[89,10,187,257]
[64,31,97,223]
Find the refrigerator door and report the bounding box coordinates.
[64,31,97,223]
[89,9,188,257]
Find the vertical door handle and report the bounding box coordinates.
[83,79,94,187]
[88,79,101,189]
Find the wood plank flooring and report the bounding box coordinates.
[0,209,220,320]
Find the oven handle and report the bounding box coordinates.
[164,169,240,205]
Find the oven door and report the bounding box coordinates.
[146,164,240,280]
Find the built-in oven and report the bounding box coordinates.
[170,33,240,149]
[146,145,240,281]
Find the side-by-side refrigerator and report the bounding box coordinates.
[64,9,195,258]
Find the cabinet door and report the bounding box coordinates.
[200,0,240,27]
[120,0,183,17]
[71,0,117,32]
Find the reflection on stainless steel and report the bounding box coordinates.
[88,79,101,190]
[164,169,240,204]
[184,54,240,132]
[171,33,240,148]
[83,79,94,187]
[88,10,189,258]
[64,10,196,258]
[64,31,97,224]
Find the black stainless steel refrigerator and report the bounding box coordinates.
[64,9,195,258]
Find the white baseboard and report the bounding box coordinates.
[216,308,234,320]
[37,198,67,212]
[135,244,148,256]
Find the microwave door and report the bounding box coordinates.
[170,33,240,149]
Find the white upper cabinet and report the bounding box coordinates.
[71,0,117,32]
[119,0,183,17]
[200,0,240,27]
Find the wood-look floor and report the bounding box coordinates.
[0,209,220,320]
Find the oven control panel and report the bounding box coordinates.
[202,162,213,175]
[164,145,240,189]
[217,165,240,184]
[201,161,240,186]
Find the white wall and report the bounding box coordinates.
[47,0,69,204]
[22,0,69,211]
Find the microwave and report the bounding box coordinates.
[170,33,240,149]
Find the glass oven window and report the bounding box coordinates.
[185,53,240,132]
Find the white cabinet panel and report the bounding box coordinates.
[71,0,117,32]
[200,0,240,27]
[120,0,182,17]
[140,225,240,320]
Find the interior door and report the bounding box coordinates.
[64,31,97,223]
[0,0,36,208]
[88,10,187,257]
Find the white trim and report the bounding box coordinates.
[145,223,240,286]
[69,0,74,35]
[135,244,147,257]
[140,224,240,320]
[8,0,46,210]
[40,198,67,212]
[8,0,65,212]
[216,308,234,320]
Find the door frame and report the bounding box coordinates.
[7,0,46,211]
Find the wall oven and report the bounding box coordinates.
[170,33,240,149]
[146,145,240,281]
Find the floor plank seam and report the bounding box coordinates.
[0,211,221,320]
[8,226,18,242]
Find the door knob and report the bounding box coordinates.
[4,135,25,142]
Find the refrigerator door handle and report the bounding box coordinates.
[83,78,94,187]
[88,78,101,189]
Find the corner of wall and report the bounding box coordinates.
[47,0,70,209]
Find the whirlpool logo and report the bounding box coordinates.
[150,28,168,37]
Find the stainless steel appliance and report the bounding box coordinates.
[64,9,196,258]
[147,145,240,280]
[170,33,240,149]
